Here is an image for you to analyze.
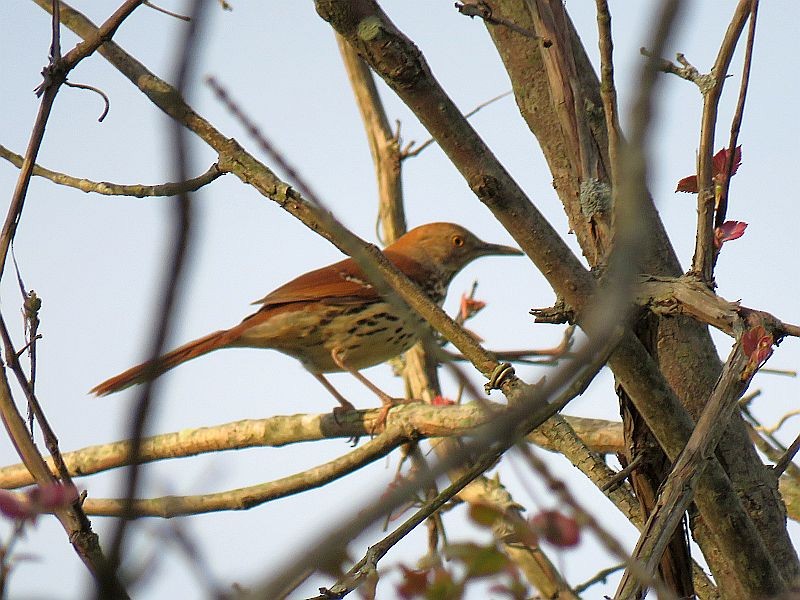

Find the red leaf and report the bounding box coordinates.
[714,221,747,249]
[530,510,581,548]
[712,145,742,183]
[459,293,486,322]
[675,175,698,193]
[0,484,78,522]
[675,146,742,193]
[741,325,773,379]
[0,490,30,520]
[396,566,429,599]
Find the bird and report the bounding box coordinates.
[91,223,522,415]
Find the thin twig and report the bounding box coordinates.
[715,0,759,230]
[401,91,513,159]
[144,0,190,21]
[0,146,223,197]
[595,0,621,187]
[758,409,800,435]
[774,434,800,478]
[455,2,548,43]
[601,453,644,492]
[574,563,625,594]
[639,49,714,91]
[63,81,110,121]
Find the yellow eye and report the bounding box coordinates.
[452,235,464,247]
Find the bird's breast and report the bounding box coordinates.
[236,301,422,373]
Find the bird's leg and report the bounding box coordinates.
[311,372,356,413]
[311,372,360,446]
[330,348,415,432]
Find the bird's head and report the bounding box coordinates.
[391,223,523,283]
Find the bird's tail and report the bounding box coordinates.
[91,328,241,396]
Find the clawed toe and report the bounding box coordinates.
[332,403,355,425]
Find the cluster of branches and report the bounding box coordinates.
[1,0,798,599]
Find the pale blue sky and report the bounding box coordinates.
[1,1,799,598]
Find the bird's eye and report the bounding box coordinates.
[452,235,464,247]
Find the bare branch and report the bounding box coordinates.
[615,331,778,598]
[335,35,405,243]
[691,0,751,281]
[715,0,759,230]
[637,275,800,339]
[639,49,714,90]
[0,146,223,196]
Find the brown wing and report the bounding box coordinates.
[251,250,433,307]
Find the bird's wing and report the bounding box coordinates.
[252,251,431,307]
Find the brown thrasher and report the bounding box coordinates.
[91,223,521,414]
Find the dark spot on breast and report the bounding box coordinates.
[356,326,389,337]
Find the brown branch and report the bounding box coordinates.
[691,0,751,281]
[78,420,426,518]
[637,275,800,339]
[774,434,800,478]
[0,145,224,196]
[335,35,405,244]
[401,90,513,159]
[0,403,504,488]
[595,0,621,188]
[615,335,776,598]
[639,49,714,91]
[715,0,759,230]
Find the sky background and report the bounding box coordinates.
[1,1,799,598]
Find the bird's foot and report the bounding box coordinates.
[331,402,361,446]
[370,397,421,436]
[331,399,356,426]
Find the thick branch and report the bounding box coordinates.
[636,275,800,339]
[616,338,773,598]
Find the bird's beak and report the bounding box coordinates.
[478,241,524,257]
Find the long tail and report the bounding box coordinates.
[91,328,242,396]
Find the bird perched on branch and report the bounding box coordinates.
[92,222,522,416]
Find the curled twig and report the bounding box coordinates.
[64,81,110,121]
